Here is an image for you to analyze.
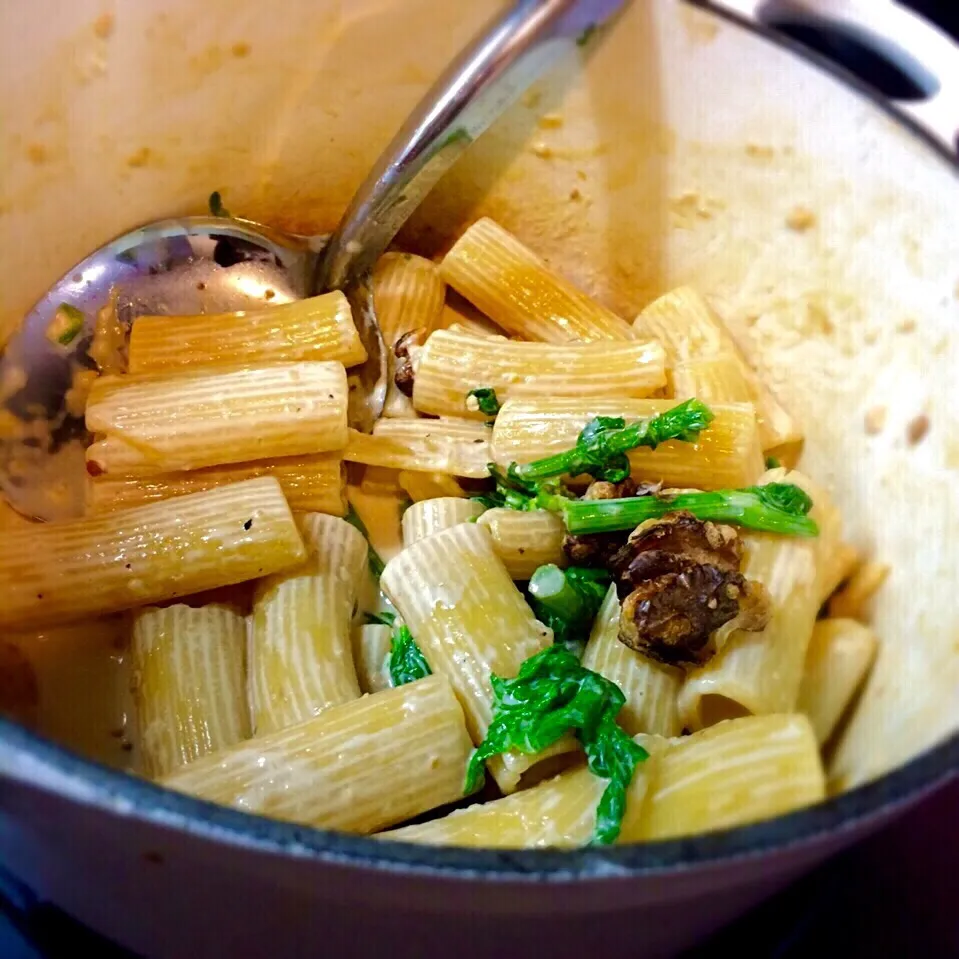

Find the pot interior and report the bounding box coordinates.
[0,0,956,835]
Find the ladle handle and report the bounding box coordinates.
[315,0,629,292]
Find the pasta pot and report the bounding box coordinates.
[0,1,957,956]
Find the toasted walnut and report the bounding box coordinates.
[610,511,742,598]
[614,511,770,667]
[619,566,749,666]
[562,478,658,567]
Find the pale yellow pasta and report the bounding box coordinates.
[397,470,466,502]
[672,353,753,406]
[161,675,477,833]
[133,604,251,778]
[678,470,842,729]
[436,292,506,340]
[444,321,507,340]
[818,542,861,606]
[492,398,764,490]
[87,453,346,516]
[636,287,802,458]
[581,586,683,737]
[413,329,666,419]
[381,742,665,848]
[127,293,366,373]
[344,419,491,478]
[0,478,305,630]
[250,513,367,734]
[373,253,446,419]
[373,253,447,346]
[637,714,825,840]
[797,619,878,744]
[476,508,566,580]
[401,498,486,547]
[381,523,576,792]
[86,362,348,475]
[351,624,392,695]
[440,218,635,343]
[827,561,890,620]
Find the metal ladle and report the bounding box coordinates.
[0,0,627,522]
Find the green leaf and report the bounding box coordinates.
[764,455,782,470]
[388,625,432,687]
[208,191,231,217]
[464,645,648,844]
[345,505,386,578]
[514,399,714,483]
[466,387,501,417]
[527,565,610,651]
[749,482,813,516]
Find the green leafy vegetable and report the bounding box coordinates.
[564,483,819,538]
[208,191,231,217]
[764,455,782,470]
[46,303,85,346]
[528,564,610,655]
[388,624,432,687]
[471,465,573,514]
[466,387,501,417]
[345,505,386,577]
[465,645,647,845]
[514,399,715,484]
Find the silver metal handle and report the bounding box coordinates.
[315,0,629,292]
[691,0,959,161]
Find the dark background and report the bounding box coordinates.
[0,1,957,956]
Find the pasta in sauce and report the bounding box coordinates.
[0,218,884,846]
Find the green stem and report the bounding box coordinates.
[528,564,589,624]
[564,489,819,537]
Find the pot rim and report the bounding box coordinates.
[1,6,957,881]
[0,714,955,880]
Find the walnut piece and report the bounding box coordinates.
[614,511,770,667]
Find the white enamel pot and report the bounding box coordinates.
[0,2,956,956]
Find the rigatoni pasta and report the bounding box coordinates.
[132,604,251,778]
[127,292,366,373]
[677,470,841,729]
[0,478,305,629]
[476,508,566,580]
[797,619,878,744]
[351,623,393,695]
[86,362,349,475]
[161,675,477,833]
[636,715,825,840]
[440,218,635,343]
[381,523,576,793]
[581,586,683,737]
[492,398,764,489]
[382,744,663,848]
[250,513,367,734]
[344,419,491,478]
[87,452,346,516]
[373,252,447,418]
[635,287,802,458]
[401,497,485,547]
[413,329,666,419]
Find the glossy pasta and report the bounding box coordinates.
[0,210,888,852]
[127,292,366,372]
